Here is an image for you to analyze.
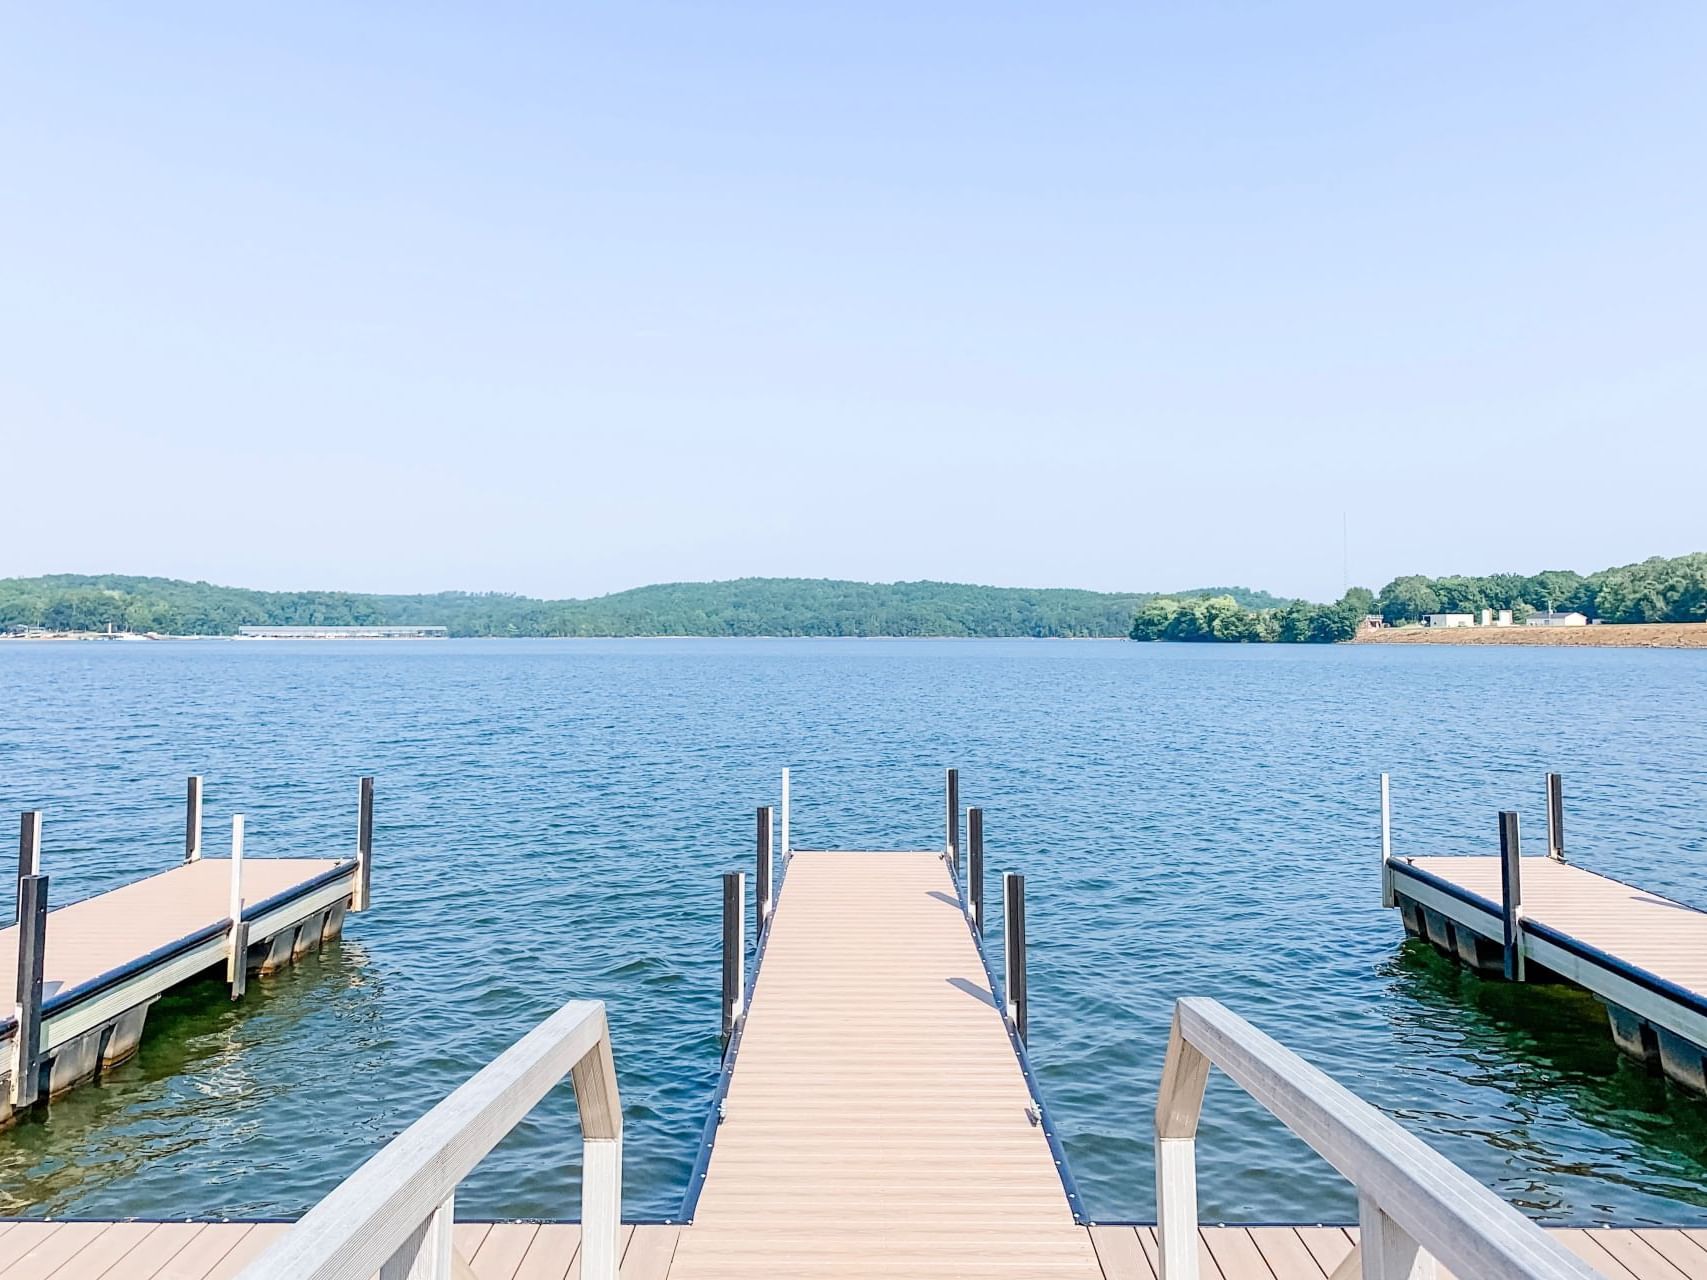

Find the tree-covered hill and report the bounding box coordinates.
[0,574,1289,638]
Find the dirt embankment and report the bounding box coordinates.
[1356,623,1707,649]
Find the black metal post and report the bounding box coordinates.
[10,873,48,1108]
[185,776,203,862]
[1004,872,1027,1044]
[721,870,746,1047]
[355,776,375,911]
[1499,810,1524,981]
[1546,773,1565,862]
[756,806,774,927]
[16,811,41,925]
[945,768,960,872]
[968,807,985,933]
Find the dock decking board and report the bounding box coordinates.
[668,850,1101,1278]
[0,1225,1674,1278]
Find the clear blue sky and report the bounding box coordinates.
[5,4,1703,602]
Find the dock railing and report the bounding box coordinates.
[1155,997,1598,1280]
[236,999,622,1280]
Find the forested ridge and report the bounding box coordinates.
[0,575,1285,638]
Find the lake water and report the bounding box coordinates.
[1,638,1704,1225]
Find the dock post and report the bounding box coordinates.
[1546,772,1565,862]
[968,807,985,932]
[721,871,746,1047]
[1499,810,1525,982]
[185,776,204,862]
[9,873,47,1108]
[945,768,960,871]
[1379,774,1394,908]
[780,768,791,860]
[354,775,374,911]
[16,810,42,923]
[756,806,774,927]
[228,815,248,998]
[1003,872,1027,1044]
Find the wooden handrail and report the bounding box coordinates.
[236,999,622,1280]
[1155,998,1599,1280]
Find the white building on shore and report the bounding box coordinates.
[1525,611,1590,628]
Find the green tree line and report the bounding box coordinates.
[1372,554,1707,626]
[1128,553,1707,644]
[0,574,1285,639]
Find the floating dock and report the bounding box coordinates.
[3,771,1685,1280]
[3,777,374,1126]
[1381,773,1707,1093]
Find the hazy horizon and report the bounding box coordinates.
[7,5,1704,600]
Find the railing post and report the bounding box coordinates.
[780,767,791,860]
[756,806,774,927]
[228,815,248,999]
[1003,872,1026,1044]
[16,810,41,924]
[9,872,48,1108]
[1379,774,1394,908]
[378,1193,453,1280]
[354,775,374,912]
[1546,772,1565,862]
[1358,1192,1435,1279]
[571,1023,623,1280]
[185,776,204,862]
[1499,810,1524,982]
[968,807,984,933]
[1154,1007,1209,1280]
[721,871,746,1047]
[945,768,960,870]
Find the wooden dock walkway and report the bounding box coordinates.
[670,849,1099,1278]
[1381,774,1707,1092]
[4,778,373,1125]
[4,1222,1704,1279]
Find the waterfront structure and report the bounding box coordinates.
[237,625,448,638]
[1423,612,1475,627]
[1527,611,1590,627]
[4,773,1679,1278]
[1380,772,1707,1094]
[3,777,374,1127]
[210,772,1605,1280]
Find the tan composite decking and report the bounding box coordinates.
[0,860,346,1006]
[668,850,1101,1279]
[0,1223,1697,1279]
[1403,857,1707,994]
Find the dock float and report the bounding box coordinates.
[1380,772,1707,1093]
[1,772,1669,1279]
[3,777,375,1126]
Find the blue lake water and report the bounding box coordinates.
[1,638,1704,1225]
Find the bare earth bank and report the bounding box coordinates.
[1356,622,1707,649]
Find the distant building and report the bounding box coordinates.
[1477,608,1515,627]
[1361,614,1386,630]
[238,625,449,639]
[1424,613,1475,628]
[1525,611,1589,628]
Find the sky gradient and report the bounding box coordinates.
[5,4,1704,602]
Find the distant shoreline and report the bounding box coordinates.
[1356,622,1707,649]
